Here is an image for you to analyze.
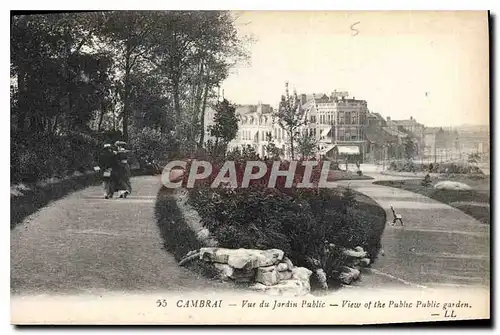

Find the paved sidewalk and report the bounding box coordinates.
[336,172,490,289]
[11,176,230,296]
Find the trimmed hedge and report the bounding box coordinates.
[155,178,387,286]
[10,172,100,229]
[389,160,484,174]
[154,187,221,279]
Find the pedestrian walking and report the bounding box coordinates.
[114,141,132,198]
[98,143,118,199]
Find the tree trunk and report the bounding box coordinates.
[172,76,181,126]
[198,68,210,148]
[122,41,131,142]
[289,132,295,160]
[98,101,106,132]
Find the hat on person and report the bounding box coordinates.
[115,141,127,147]
[103,143,112,148]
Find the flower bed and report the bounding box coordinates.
[155,159,386,289]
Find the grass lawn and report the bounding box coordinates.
[328,170,374,181]
[374,175,490,224]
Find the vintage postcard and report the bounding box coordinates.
[10,10,490,325]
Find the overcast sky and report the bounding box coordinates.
[221,11,489,127]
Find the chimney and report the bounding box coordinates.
[387,116,391,121]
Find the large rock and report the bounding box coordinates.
[339,266,361,285]
[213,263,234,279]
[342,247,368,258]
[434,181,472,191]
[282,257,295,270]
[231,268,257,280]
[249,279,310,296]
[255,265,279,286]
[291,267,313,292]
[277,270,292,281]
[199,248,284,269]
[213,263,256,282]
[277,262,289,272]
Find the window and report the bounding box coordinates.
[345,112,351,124]
[338,129,345,141]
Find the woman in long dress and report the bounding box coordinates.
[114,141,132,198]
[98,144,118,199]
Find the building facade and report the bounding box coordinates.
[204,91,372,161]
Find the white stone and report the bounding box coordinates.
[282,257,295,270]
[292,267,313,282]
[249,279,310,296]
[277,262,289,272]
[199,248,229,264]
[315,269,328,289]
[198,248,284,269]
[255,265,279,286]
[342,248,368,258]
[434,181,472,191]
[213,263,234,279]
[277,270,292,281]
[339,266,361,285]
[359,258,371,267]
[229,268,256,281]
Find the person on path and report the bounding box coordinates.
[98,144,118,199]
[114,141,132,198]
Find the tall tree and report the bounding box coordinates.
[297,132,318,159]
[208,99,238,158]
[145,11,250,146]
[100,11,158,141]
[275,82,307,160]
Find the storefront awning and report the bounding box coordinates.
[318,144,336,155]
[320,127,332,138]
[337,145,360,155]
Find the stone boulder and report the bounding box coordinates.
[255,265,279,286]
[199,248,284,269]
[434,181,472,191]
[339,266,361,285]
[342,246,368,258]
[249,279,310,296]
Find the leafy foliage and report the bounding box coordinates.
[11,11,250,183]
[296,132,318,159]
[274,83,307,160]
[263,133,284,159]
[207,99,239,158]
[181,164,386,282]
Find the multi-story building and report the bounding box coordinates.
[204,90,371,161]
[386,116,425,156]
[298,91,369,161]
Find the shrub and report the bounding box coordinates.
[184,178,385,284]
[11,131,99,184]
[421,173,432,187]
[128,126,175,166]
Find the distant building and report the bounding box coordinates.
[423,126,461,162]
[386,116,425,156]
[204,90,372,161]
[298,90,370,162]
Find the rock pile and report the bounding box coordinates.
[195,247,313,296]
[336,246,372,285]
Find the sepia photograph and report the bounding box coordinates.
[9,9,491,325]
